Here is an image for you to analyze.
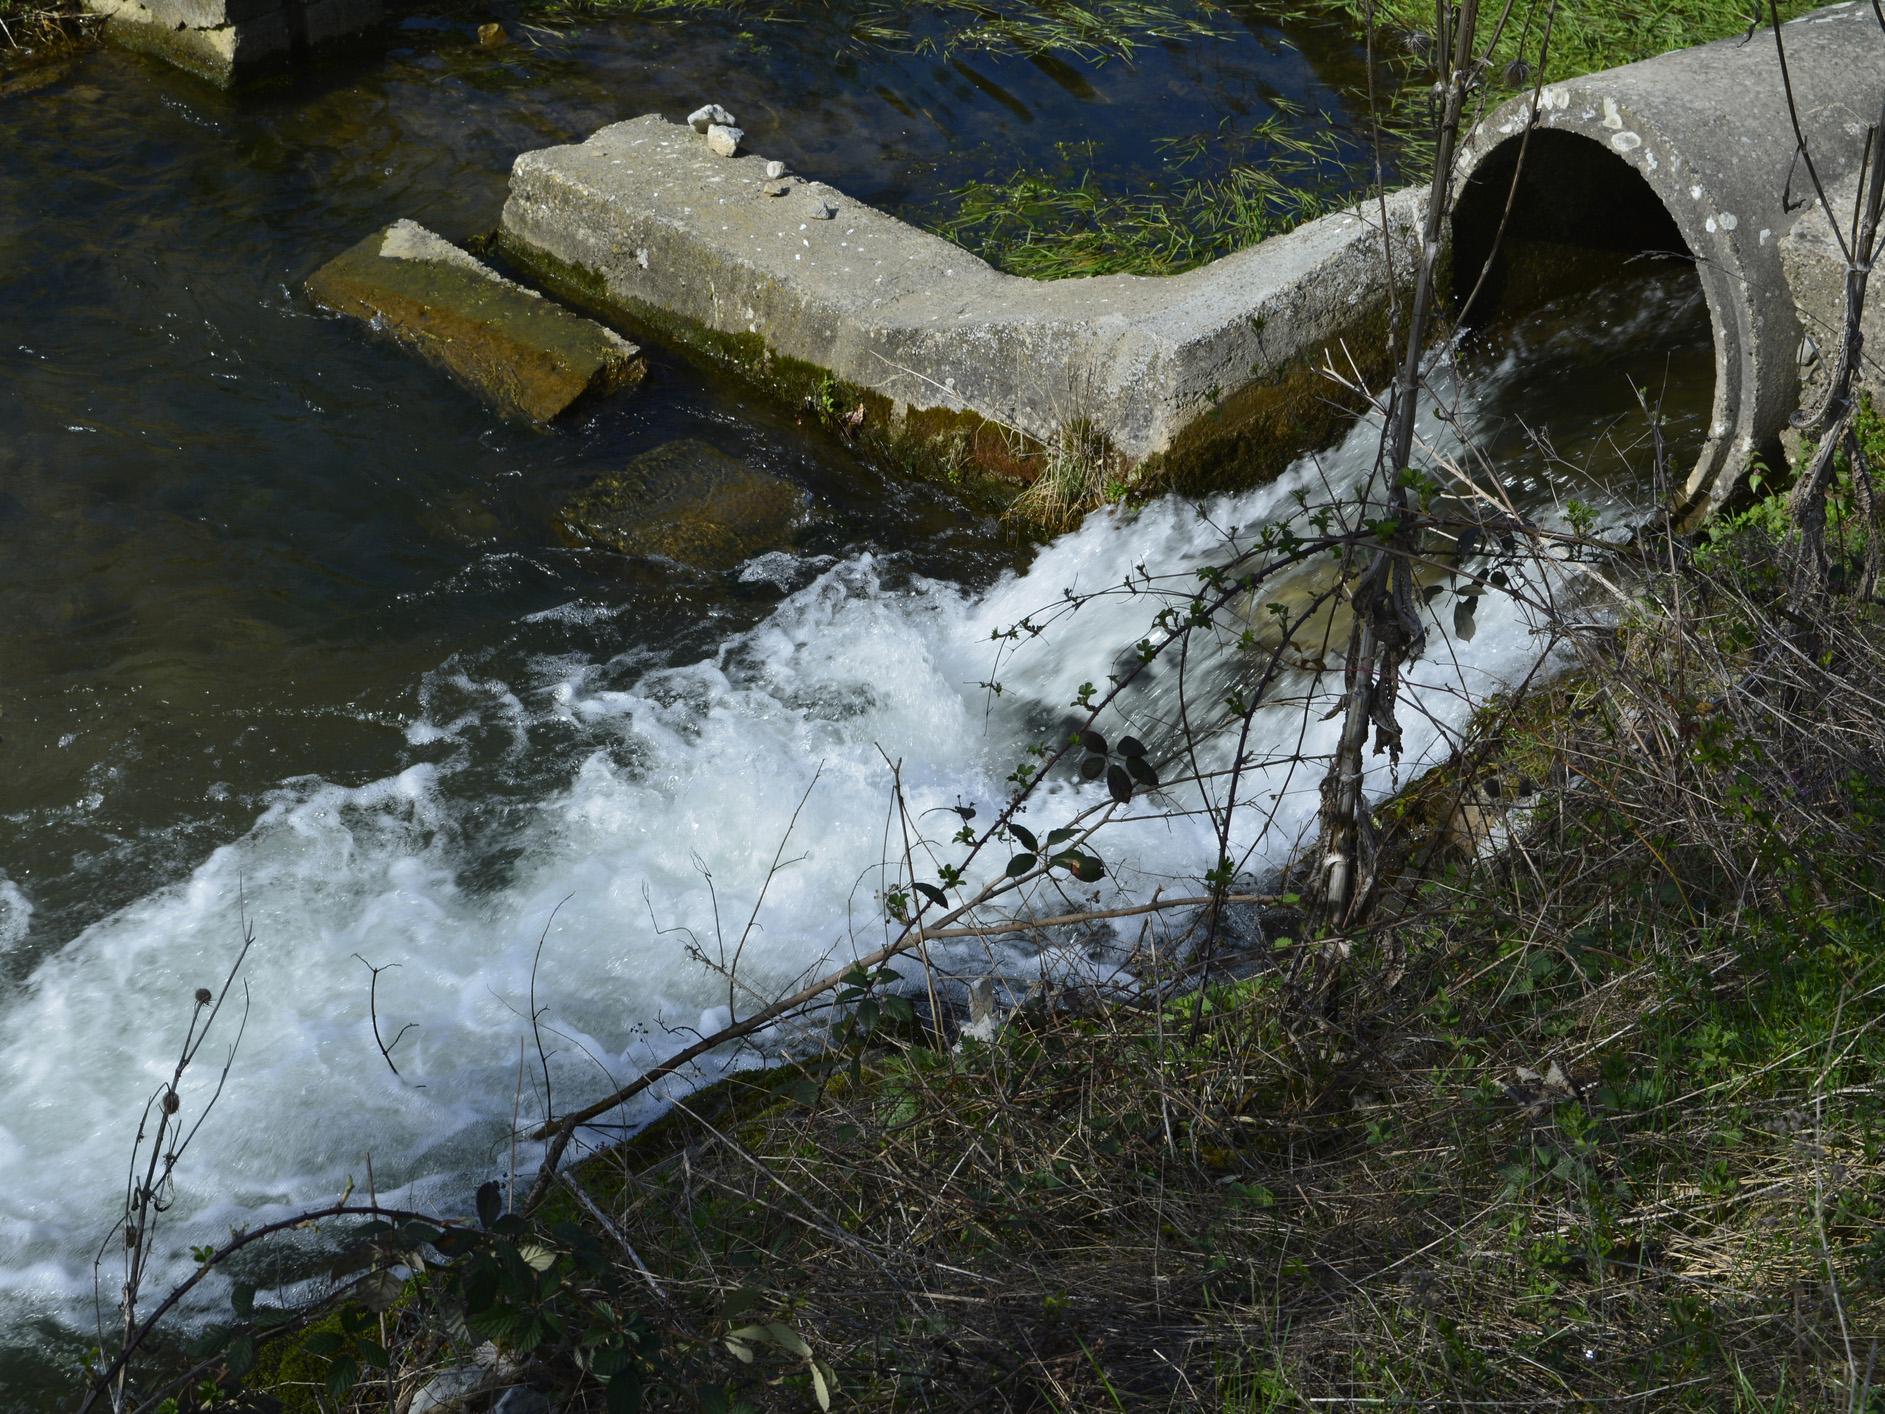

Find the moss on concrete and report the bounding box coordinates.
[308,223,643,423]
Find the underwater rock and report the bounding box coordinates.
[306,219,642,423]
[687,102,735,133]
[705,122,744,157]
[557,439,806,572]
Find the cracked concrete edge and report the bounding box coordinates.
[497,113,1427,477]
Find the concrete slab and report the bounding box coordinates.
[307,220,645,424]
[85,0,381,86]
[497,114,1424,488]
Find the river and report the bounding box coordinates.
[0,4,1711,1401]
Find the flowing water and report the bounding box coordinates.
[0,6,1712,1400]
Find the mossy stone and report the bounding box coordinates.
[557,439,806,571]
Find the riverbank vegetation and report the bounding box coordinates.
[98,409,1885,1412]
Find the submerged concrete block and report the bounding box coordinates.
[497,114,1422,482]
[557,439,806,571]
[85,0,380,85]
[307,220,645,424]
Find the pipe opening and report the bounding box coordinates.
[1448,129,1718,507]
[1452,128,1695,322]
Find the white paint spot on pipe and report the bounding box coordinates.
[1611,131,1642,152]
[1602,97,1624,130]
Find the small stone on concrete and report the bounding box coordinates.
[761,181,789,197]
[764,159,786,179]
[806,201,833,220]
[687,103,735,133]
[705,123,744,157]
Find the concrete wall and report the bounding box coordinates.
[87,0,380,85]
[497,115,1425,484]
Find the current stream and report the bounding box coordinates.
[0,5,1713,1399]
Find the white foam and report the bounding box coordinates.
[0,358,1611,1327]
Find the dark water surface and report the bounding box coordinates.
[0,1,1385,962]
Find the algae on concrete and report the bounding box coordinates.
[307,220,644,424]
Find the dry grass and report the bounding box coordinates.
[514,524,1885,1412]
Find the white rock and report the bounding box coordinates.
[705,124,744,158]
[807,200,834,220]
[687,103,735,133]
[764,159,786,180]
[408,1366,487,1414]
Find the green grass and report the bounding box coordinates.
[927,114,1349,280]
[1326,0,1822,87]
[524,0,1228,62]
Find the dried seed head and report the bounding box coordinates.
[1502,58,1531,87]
[1403,29,1431,56]
[194,988,213,1006]
[162,1089,180,1115]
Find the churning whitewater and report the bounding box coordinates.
[0,344,1620,1330]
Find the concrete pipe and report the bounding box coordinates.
[1451,2,1885,520]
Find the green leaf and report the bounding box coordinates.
[475,1180,502,1230]
[325,1355,360,1398]
[765,1323,812,1358]
[230,1282,255,1319]
[302,1331,345,1359]
[360,1265,405,1312]
[607,1368,645,1414]
[1004,853,1038,878]
[1117,735,1146,758]
[1106,764,1133,804]
[224,1333,255,1379]
[913,881,948,909]
[1008,823,1038,853]
[1126,756,1160,788]
[1054,853,1105,883]
[1079,754,1106,780]
[811,1358,833,1411]
[1079,729,1107,754]
[1046,827,1077,845]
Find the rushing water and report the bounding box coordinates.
[0,5,1713,1400]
